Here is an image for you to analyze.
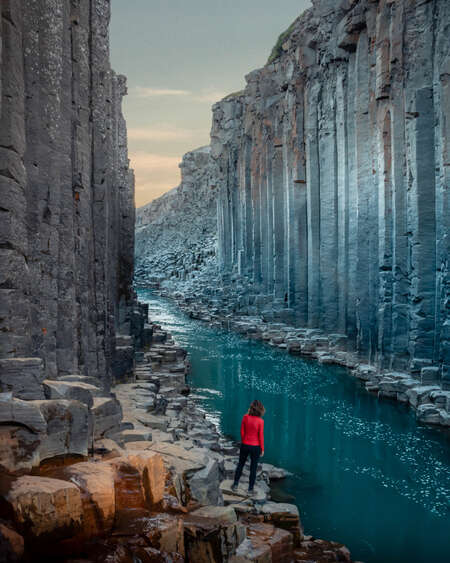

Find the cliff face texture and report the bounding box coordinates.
[211,0,450,386]
[0,0,136,388]
[135,146,217,288]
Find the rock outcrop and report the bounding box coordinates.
[135,146,217,288]
[0,0,149,483]
[0,0,138,387]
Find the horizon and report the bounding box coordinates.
[110,0,312,208]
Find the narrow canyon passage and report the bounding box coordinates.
[139,290,450,563]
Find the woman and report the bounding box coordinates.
[231,399,265,495]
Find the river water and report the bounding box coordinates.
[138,290,450,563]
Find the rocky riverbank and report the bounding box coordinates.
[140,284,450,433]
[0,311,359,563]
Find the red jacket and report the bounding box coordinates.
[241,414,264,451]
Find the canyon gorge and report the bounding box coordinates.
[136,0,450,411]
[0,0,449,562]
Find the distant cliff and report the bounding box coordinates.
[0,0,137,386]
[135,146,217,288]
[136,0,450,388]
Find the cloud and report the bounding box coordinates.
[130,151,181,172]
[133,87,190,98]
[128,125,209,142]
[130,86,227,105]
[130,151,182,206]
[191,90,228,103]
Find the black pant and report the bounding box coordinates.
[233,443,261,491]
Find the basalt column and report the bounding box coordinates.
[0,0,137,388]
[213,0,450,386]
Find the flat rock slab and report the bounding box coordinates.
[220,480,266,503]
[43,380,102,408]
[191,505,237,523]
[135,413,169,431]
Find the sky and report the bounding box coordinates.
[110,0,312,208]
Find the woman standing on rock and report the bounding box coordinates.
[231,399,265,495]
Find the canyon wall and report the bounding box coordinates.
[0,0,137,389]
[211,0,449,386]
[135,146,217,288]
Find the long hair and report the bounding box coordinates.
[248,399,265,417]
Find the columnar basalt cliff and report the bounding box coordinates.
[135,146,217,287]
[0,0,149,480]
[0,0,138,388]
[209,0,450,387]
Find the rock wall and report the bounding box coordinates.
[212,0,450,386]
[0,0,137,388]
[135,146,217,288]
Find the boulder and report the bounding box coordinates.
[188,457,223,506]
[0,395,46,434]
[36,399,89,461]
[230,537,271,563]
[106,456,147,514]
[0,397,89,472]
[2,476,83,541]
[245,522,293,563]
[184,507,246,563]
[416,403,442,425]
[125,451,167,506]
[0,424,41,474]
[259,502,303,545]
[136,412,169,431]
[143,513,185,556]
[107,451,166,511]
[406,385,441,408]
[43,380,102,408]
[92,397,123,439]
[51,461,116,536]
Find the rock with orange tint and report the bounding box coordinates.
[0,522,24,562]
[54,461,116,536]
[260,502,303,546]
[243,522,293,563]
[143,513,185,557]
[0,424,40,475]
[106,451,166,513]
[2,476,83,541]
[125,451,167,507]
[184,506,246,563]
[106,457,146,514]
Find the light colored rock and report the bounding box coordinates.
[54,462,116,536]
[3,476,83,539]
[125,450,167,506]
[43,380,101,408]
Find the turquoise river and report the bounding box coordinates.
[138,290,450,563]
